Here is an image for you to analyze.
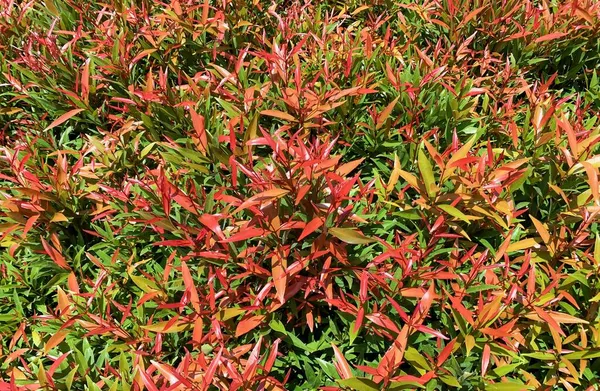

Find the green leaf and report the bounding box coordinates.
[490,362,521,377]
[316,358,338,380]
[563,349,600,360]
[140,142,156,158]
[522,352,555,360]
[66,365,78,390]
[269,319,287,334]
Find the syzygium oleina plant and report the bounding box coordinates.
[1,0,600,390]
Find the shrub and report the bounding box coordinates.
[1,0,600,390]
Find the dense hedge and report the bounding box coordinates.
[1,0,600,390]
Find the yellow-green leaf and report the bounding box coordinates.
[439,374,460,388]
[338,378,379,391]
[438,204,472,224]
[404,347,431,372]
[129,274,159,294]
[216,308,245,321]
[485,382,534,391]
[397,169,420,190]
[329,228,375,244]
[506,238,543,253]
[418,145,437,198]
[141,320,191,333]
[386,153,401,192]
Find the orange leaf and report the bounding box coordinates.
[457,6,486,29]
[557,116,579,159]
[81,58,90,103]
[44,329,68,353]
[529,215,550,245]
[260,109,296,122]
[533,307,565,336]
[272,253,287,304]
[242,336,263,382]
[232,188,289,215]
[336,158,364,177]
[506,237,543,253]
[43,109,85,131]
[137,365,159,391]
[534,32,567,43]
[376,96,399,130]
[190,108,208,154]
[235,315,265,337]
[150,361,179,385]
[57,287,70,316]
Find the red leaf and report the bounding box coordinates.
[481,344,491,376]
[41,237,70,270]
[202,348,222,391]
[359,271,368,302]
[137,366,159,391]
[298,218,323,241]
[436,339,456,367]
[181,262,200,312]
[199,214,226,240]
[354,307,364,333]
[332,343,352,379]
[231,188,289,215]
[43,109,85,131]
[264,338,280,372]
[242,336,262,381]
[220,227,266,243]
[47,351,71,376]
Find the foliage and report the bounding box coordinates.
[1,0,600,390]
